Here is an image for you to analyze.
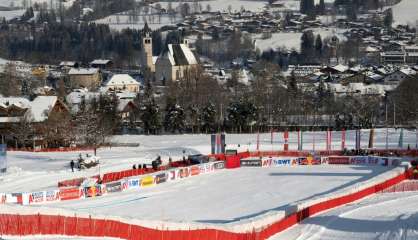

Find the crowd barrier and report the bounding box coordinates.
[0,165,410,240]
[380,180,418,193]
[7,147,94,152]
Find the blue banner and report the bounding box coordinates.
[0,144,6,173]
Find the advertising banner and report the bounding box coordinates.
[128,178,140,189]
[350,156,389,166]
[0,144,6,173]
[240,158,262,167]
[328,156,350,164]
[167,170,178,182]
[105,181,122,193]
[29,191,45,204]
[59,187,83,201]
[190,166,200,176]
[178,168,190,178]
[121,179,129,191]
[262,157,294,167]
[45,190,60,202]
[84,185,102,198]
[213,161,225,170]
[0,193,5,204]
[141,176,154,187]
[155,173,167,184]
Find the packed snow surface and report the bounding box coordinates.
[46,165,389,222]
[271,191,418,240]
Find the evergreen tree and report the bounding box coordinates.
[140,98,161,135]
[300,30,315,63]
[384,9,393,29]
[164,103,186,133]
[227,98,257,133]
[317,0,325,15]
[315,34,323,58]
[200,103,217,133]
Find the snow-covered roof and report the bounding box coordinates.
[332,64,349,73]
[106,74,139,87]
[68,68,98,75]
[29,96,58,122]
[90,59,111,65]
[400,68,416,76]
[164,44,198,66]
[0,96,61,122]
[59,61,77,67]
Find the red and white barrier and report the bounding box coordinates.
[0,164,411,240]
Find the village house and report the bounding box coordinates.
[105,74,141,93]
[0,96,70,148]
[68,68,101,90]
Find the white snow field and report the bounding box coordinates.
[46,165,390,222]
[270,191,418,240]
[391,0,418,26]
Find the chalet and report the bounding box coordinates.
[90,59,113,69]
[68,68,101,90]
[0,96,70,147]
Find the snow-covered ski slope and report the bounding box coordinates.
[0,128,415,193]
[270,191,418,240]
[46,165,389,222]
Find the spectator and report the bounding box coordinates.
[133,164,136,169]
[70,160,75,172]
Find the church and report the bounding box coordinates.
[140,26,199,85]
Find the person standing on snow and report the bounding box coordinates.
[70,160,75,172]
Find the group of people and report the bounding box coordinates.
[70,154,91,172]
[133,156,166,171]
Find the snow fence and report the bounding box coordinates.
[0,162,411,240]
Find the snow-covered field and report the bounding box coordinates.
[0,0,74,8]
[391,0,418,26]
[0,9,24,20]
[271,191,418,240]
[152,0,267,13]
[254,27,348,52]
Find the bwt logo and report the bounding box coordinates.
[273,159,291,165]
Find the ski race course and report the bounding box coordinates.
[0,129,418,240]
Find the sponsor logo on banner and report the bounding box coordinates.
[213,161,225,169]
[240,159,262,167]
[106,181,122,193]
[178,168,190,178]
[141,176,154,187]
[85,186,102,198]
[273,159,292,166]
[168,170,177,181]
[155,173,167,184]
[262,159,272,167]
[328,156,350,164]
[59,187,82,201]
[191,166,200,176]
[121,180,129,191]
[30,191,45,204]
[128,178,140,188]
[0,193,5,204]
[45,190,59,202]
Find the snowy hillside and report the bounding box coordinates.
[271,191,418,240]
[391,0,418,26]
